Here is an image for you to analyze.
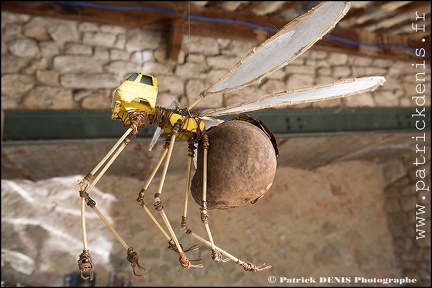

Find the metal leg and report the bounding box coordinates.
[77,127,146,279]
[135,137,202,269]
[145,121,200,270]
[180,140,196,237]
[77,117,271,279]
[136,147,171,240]
[186,230,272,272]
[179,136,271,272]
[199,134,226,262]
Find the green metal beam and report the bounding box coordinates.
[2,108,430,142]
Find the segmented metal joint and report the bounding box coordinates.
[171,119,181,136]
[180,216,191,234]
[167,239,177,251]
[124,111,152,144]
[187,140,195,158]
[202,133,210,150]
[211,249,224,262]
[179,252,191,269]
[79,190,87,198]
[163,134,172,149]
[79,191,96,208]
[136,188,146,207]
[77,173,93,192]
[154,192,163,211]
[200,202,209,224]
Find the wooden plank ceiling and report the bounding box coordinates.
[1,1,430,62]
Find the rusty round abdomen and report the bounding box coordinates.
[191,120,277,210]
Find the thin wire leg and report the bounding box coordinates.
[199,134,227,262]
[188,230,271,272]
[135,146,194,248]
[137,169,201,267]
[78,127,133,254]
[79,140,128,247]
[180,138,269,272]
[180,141,194,235]
[137,184,202,267]
[77,127,147,280]
[136,148,171,240]
[92,128,132,177]
[151,127,198,269]
[79,174,147,279]
[154,134,181,249]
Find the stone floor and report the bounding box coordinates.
[1,132,429,286]
[2,161,399,286]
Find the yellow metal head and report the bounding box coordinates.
[111,72,158,125]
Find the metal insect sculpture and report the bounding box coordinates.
[77,1,386,280]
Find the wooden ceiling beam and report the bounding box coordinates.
[338,2,381,23]
[239,1,262,14]
[267,1,304,19]
[377,11,431,34]
[314,27,429,63]
[0,1,175,27]
[357,1,431,29]
[205,1,224,9]
[168,8,186,61]
[1,1,428,62]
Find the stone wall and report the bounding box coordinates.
[1,11,430,112]
[381,153,431,287]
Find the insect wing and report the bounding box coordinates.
[198,76,386,117]
[148,126,164,151]
[188,1,351,110]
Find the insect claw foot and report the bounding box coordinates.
[255,263,272,271]
[77,250,94,281]
[131,265,146,279]
[127,247,146,278]
[238,260,272,272]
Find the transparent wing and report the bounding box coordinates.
[148,126,164,151]
[198,76,386,117]
[200,116,225,128]
[188,1,351,110]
